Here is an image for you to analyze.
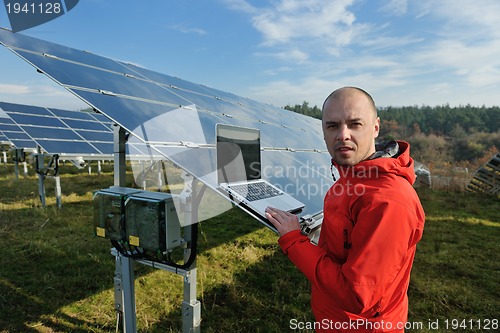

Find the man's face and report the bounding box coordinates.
[322,90,380,166]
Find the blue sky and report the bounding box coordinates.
[1,0,500,111]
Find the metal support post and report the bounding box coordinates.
[140,160,146,190]
[35,150,46,208]
[181,176,201,333]
[51,154,62,208]
[113,125,137,333]
[13,148,23,179]
[14,158,19,179]
[2,151,6,164]
[114,125,127,187]
[157,160,163,191]
[54,175,62,208]
[182,227,201,333]
[23,161,28,176]
[113,250,124,328]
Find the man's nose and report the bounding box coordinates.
[337,125,351,141]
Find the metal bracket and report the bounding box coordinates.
[300,214,323,245]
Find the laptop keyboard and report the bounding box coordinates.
[229,182,283,201]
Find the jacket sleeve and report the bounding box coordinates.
[278,196,422,315]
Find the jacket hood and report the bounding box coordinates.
[332,140,416,185]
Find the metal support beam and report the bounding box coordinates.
[114,125,127,187]
[35,149,46,208]
[13,148,24,179]
[54,175,62,209]
[181,177,201,333]
[157,160,163,191]
[112,125,137,333]
[182,225,201,333]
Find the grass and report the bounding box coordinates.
[0,162,499,332]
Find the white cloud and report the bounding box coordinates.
[221,0,257,14]
[261,66,293,76]
[410,38,500,87]
[252,0,357,46]
[380,0,408,16]
[416,0,500,41]
[0,83,86,110]
[255,49,309,63]
[245,77,340,108]
[170,25,207,36]
[224,0,360,49]
[0,84,31,95]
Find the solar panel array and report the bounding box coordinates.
[467,153,500,195]
[0,101,114,156]
[0,28,334,219]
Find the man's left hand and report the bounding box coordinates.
[265,206,301,237]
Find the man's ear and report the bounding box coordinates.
[374,117,380,138]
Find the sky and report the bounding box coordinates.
[1,0,500,112]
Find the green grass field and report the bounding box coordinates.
[0,163,498,332]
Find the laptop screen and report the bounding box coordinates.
[216,124,261,184]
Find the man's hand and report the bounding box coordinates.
[265,206,301,237]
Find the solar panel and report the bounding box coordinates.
[0,101,114,156]
[0,28,334,222]
[467,153,500,195]
[0,113,37,149]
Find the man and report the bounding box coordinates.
[266,87,425,332]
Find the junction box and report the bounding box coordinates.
[93,186,182,252]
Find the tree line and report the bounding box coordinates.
[284,102,500,171]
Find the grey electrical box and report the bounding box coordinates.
[93,187,182,252]
[125,191,182,252]
[93,187,141,242]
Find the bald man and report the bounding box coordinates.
[266,87,425,332]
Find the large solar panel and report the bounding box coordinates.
[0,101,114,156]
[0,111,37,149]
[0,28,334,222]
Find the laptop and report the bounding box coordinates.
[216,123,305,224]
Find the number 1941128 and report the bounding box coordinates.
[444,319,498,330]
[6,2,62,14]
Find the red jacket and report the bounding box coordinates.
[279,141,425,332]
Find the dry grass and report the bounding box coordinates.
[0,163,498,332]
